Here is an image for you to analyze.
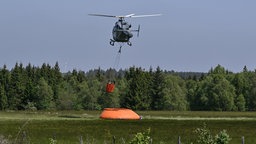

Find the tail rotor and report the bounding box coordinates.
[131,24,140,37]
[137,25,140,37]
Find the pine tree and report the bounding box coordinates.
[0,65,10,109]
[52,62,63,101]
[8,63,26,110]
[0,85,7,110]
[150,66,165,110]
[123,67,152,110]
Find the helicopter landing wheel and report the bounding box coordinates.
[110,39,115,46]
[127,41,132,46]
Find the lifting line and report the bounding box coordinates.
[113,45,122,70]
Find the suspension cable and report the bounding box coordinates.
[113,46,122,70]
[112,43,124,70]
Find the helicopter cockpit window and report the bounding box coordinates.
[122,22,130,30]
[116,22,122,29]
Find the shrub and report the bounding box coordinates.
[214,130,231,144]
[49,138,57,144]
[0,135,9,144]
[194,123,231,144]
[129,128,152,144]
[194,124,214,144]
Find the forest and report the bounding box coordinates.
[0,62,256,111]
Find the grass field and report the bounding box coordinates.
[0,111,256,143]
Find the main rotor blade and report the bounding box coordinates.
[89,13,162,18]
[130,14,162,18]
[124,14,135,17]
[88,14,117,18]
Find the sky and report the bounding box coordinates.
[0,0,256,73]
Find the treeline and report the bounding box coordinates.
[0,62,256,111]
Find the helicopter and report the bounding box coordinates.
[89,13,161,49]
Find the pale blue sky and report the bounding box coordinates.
[0,0,255,72]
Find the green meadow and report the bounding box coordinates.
[0,111,256,143]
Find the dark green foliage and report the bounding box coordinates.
[0,65,9,110]
[35,78,54,110]
[1,63,256,111]
[123,67,152,110]
[8,63,26,110]
[56,81,75,110]
[150,66,165,110]
[162,75,188,110]
[186,79,198,110]
[235,94,246,111]
[247,73,256,110]
[192,66,236,111]
[0,85,7,110]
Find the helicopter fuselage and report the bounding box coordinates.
[89,13,160,47]
[112,20,133,42]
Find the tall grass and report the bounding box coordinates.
[0,111,256,143]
